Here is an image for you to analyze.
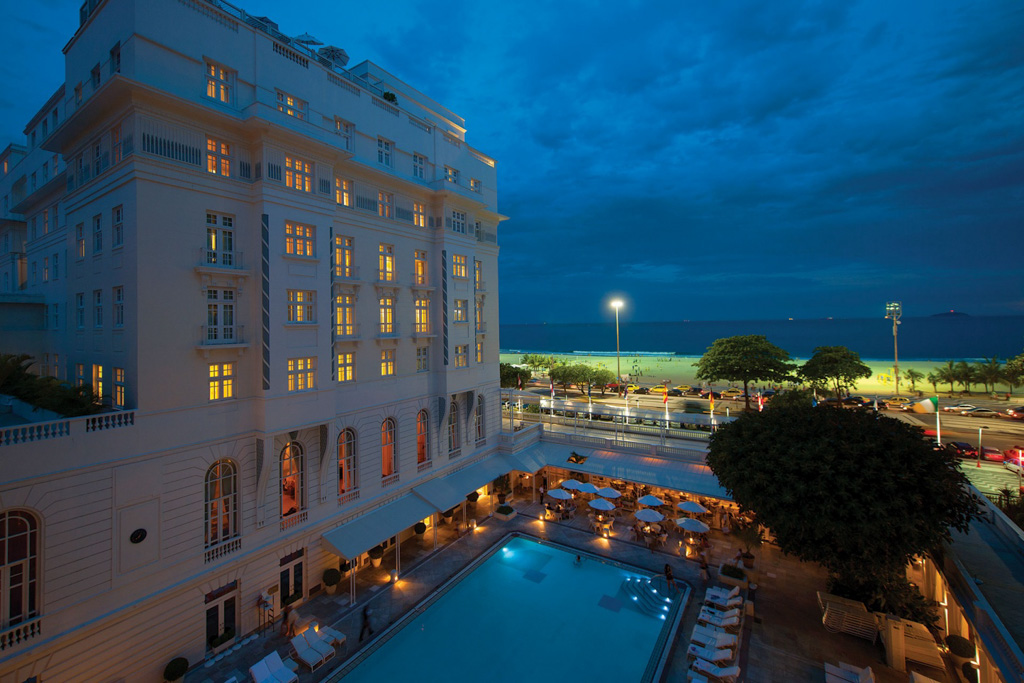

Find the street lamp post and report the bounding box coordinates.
[611,298,624,401]
[885,302,902,397]
[977,425,988,468]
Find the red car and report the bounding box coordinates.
[980,446,1004,462]
[1003,445,1024,462]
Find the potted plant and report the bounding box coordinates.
[323,568,341,595]
[732,523,763,568]
[495,504,516,521]
[414,521,427,535]
[340,559,352,577]
[717,562,748,588]
[961,662,978,683]
[492,474,511,504]
[208,627,236,655]
[163,657,189,682]
[368,545,384,568]
[466,491,480,504]
[382,91,397,103]
[946,634,976,667]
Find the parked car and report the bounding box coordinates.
[842,397,869,407]
[1005,406,1024,419]
[945,442,978,458]
[1005,459,1023,475]
[961,408,1000,418]
[699,389,722,400]
[721,388,744,398]
[648,385,668,394]
[674,384,694,393]
[1002,445,1024,463]
[634,386,650,395]
[980,447,1004,462]
[887,397,913,409]
[667,388,685,397]
[943,403,976,413]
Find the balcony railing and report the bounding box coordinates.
[1,410,136,447]
[333,265,360,282]
[198,248,245,270]
[200,325,246,346]
[280,510,308,531]
[334,323,361,341]
[412,324,434,338]
[417,460,433,473]
[475,279,487,292]
[338,489,360,506]
[475,322,487,334]
[382,473,400,488]
[377,323,400,339]
[0,617,41,652]
[204,537,242,564]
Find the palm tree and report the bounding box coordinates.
[903,369,924,393]
[935,361,957,395]
[954,361,976,394]
[975,357,1004,394]
[926,372,940,395]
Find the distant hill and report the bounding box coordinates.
[930,311,969,317]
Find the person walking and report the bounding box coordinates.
[359,604,374,642]
[281,604,298,638]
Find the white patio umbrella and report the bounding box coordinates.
[577,482,599,494]
[560,479,583,490]
[676,517,710,533]
[588,498,616,511]
[678,500,709,515]
[635,508,664,523]
[638,494,664,507]
[547,488,573,500]
[597,487,621,499]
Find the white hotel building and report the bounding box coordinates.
[0,0,506,679]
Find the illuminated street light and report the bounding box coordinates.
[885,302,902,397]
[977,425,988,469]
[611,299,625,438]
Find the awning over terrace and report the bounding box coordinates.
[412,453,519,513]
[321,493,437,561]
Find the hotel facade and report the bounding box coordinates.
[0,0,506,679]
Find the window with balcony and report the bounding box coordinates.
[380,349,395,376]
[287,357,316,392]
[206,137,231,177]
[378,191,394,219]
[276,91,306,119]
[206,63,234,103]
[206,213,235,266]
[280,442,304,518]
[451,211,466,234]
[444,166,459,184]
[112,205,123,248]
[113,367,125,407]
[113,286,124,328]
[206,289,236,342]
[284,156,312,192]
[413,202,426,228]
[448,399,460,455]
[414,297,430,334]
[416,346,429,372]
[335,178,352,207]
[336,351,355,382]
[452,254,467,278]
[209,362,235,401]
[334,235,353,277]
[379,296,394,334]
[378,243,395,281]
[417,410,430,464]
[455,344,468,368]
[381,418,397,478]
[335,294,355,337]
[92,364,103,402]
[414,251,427,285]
[338,429,358,495]
[0,510,39,630]
[286,290,316,323]
[377,138,393,167]
[285,222,314,257]
[412,153,425,179]
[453,299,468,323]
[205,460,238,547]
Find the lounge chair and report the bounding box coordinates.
[697,611,740,630]
[706,585,740,601]
[691,624,737,648]
[692,658,741,682]
[249,660,277,683]
[300,630,335,662]
[700,606,741,620]
[290,635,325,671]
[253,652,298,683]
[686,673,710,683]
[824,662,875,683]
[704,593,744,610]
[687,643,733,663]
[319,626,347,649]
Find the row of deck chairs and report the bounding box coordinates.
[249,627,347,682]
[687,586,744,682]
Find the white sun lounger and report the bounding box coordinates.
[704,593,744,610]
[300,630,335,662]
[688,643,734,663]
[700,606,741,620]
[692,658,741,682]
[691,624,737,649]
[249,652,298,683]
[290,635,324,671]
[319,626,347,649]
[697,611,740,630]
[705,585,740,601]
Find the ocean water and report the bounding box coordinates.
[499,316,1024,361]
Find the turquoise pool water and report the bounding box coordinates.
[339,536,675,682]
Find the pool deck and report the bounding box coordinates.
[191,496,956,683]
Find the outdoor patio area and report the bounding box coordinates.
[190,485,959,683]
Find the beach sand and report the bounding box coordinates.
[499,352,984,398]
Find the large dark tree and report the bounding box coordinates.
[707,400,979,619]
[499,363,531,389]
[798,345,872,398]
[694,335,795,410]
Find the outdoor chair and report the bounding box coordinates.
[704,593,744,610]
[254,652,298,683]
[691,658,741,682]
[686,672,710,683]
[706,586,740,602]
[300,629,335,662]
[691,624,737,649]
[319,626,347,649]
[824,662,875,683]
[687,643,733,663]
[290,635,325,671]
[697,611,740,631]
[700,606,741,620]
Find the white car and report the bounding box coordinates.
[1005,459,1023,475]
[942,403,976,413]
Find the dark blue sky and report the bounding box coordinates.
[3,0,1022,324]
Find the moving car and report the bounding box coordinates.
[648,385,668,394]
[961,407,1000,418]
[1005,406,1024,419]
[667,388,685,397]
[1002,445,1024,462]
[634,386,650,394]
[674,385,694,393]
[980,447,1004,462]
[943,403,976,413]
[887,396,913,409]
[945,442,978,458]
[699,389,722,400]
[721,388,744,398]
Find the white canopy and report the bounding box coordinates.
[635,508,664,523]
[588,498,616,511]
[321,494,436,561]
[413,454,514,513]
[676,517,711,533]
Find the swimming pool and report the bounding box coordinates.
[335,535,682,682]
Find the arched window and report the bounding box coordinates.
[381,418,396,477]
[205,460,238,547]
[448,399,460,454]
[416,410,430,464]
[1,510,39,628]
[475,395,485,443]
[338,428,358,495]
[280,442,304,517]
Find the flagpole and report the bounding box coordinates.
[936,403,941,445]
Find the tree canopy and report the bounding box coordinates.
[798,345,872,398]
[499,363,531,389]
[694,335,795,410]
[0,353,100,416]
[707,400,979,618]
